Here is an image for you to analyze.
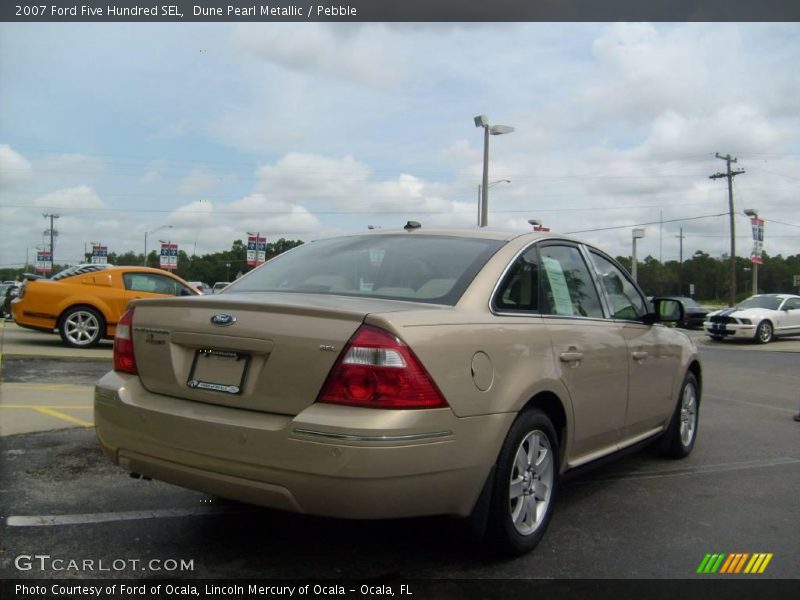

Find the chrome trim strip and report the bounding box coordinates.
[292,428,452,442]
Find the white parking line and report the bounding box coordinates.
[581,456,800,483]
[705,393,796,413]
[6,506,233,527]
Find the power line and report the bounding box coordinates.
[563,212,728,235]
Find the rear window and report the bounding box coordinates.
[227,234,504,305]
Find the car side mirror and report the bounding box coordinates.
[643,298,684,325]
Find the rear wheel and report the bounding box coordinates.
[755,320,773,344]
[59,306,104,348]
[486,409,558,555]
[658,372,700,458]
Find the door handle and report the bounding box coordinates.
[631,351,649,362]
[559,350,584,363]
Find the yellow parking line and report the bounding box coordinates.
[33,407,93,428]
[0,318,5,374]
[0,405,92,409]
[1,383,94,391]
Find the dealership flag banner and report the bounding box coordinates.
[91,245,108,265]
[35,251,52,273]
[246,235,267,266]
[159,243,178,270]
[750,218,764,265]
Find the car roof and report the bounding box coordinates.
[750,293,800,299]
[330,228,580,244]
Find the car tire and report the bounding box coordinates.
[755,320,773,344]
[658,372,700,459]
[59,306,105,348]
[486,409,559,555]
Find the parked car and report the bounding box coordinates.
[658,296,710,329]
[704,293,800,343]
[1,282,21,319]
[95,228,701,555]
[12,265,198,348]
[188,281,212,295]
[212,281,230,293]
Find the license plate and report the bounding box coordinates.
[710,324,726,333]
[187,349,250,394]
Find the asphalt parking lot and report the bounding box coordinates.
[1,321,798,581]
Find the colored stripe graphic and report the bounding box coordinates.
[744,553,773,574]
[698,553,772,574]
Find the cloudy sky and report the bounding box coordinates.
[1,22,798,269]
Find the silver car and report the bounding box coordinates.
[95,229,701,554]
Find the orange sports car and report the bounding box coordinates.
[12,264,198,348]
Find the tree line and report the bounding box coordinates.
[2,241,797,304]
[615,251,800,303]
[1,238,304,286]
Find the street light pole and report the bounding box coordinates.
[477,180,511,226]
[144,224,173,266]
[474,115,514,228]
[744,208,760,296]
[632,228,645,283]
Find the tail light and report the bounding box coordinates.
[17,281,26,300]
[113,308,138,374]
[317,324,447,409]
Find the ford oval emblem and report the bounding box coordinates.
[210,313,237,327]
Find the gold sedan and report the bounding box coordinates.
[95,229,701,555]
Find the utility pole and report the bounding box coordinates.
[676,227,685,264]
[43,213,60,267]
[709,154,745,306]
[676,227,684,294]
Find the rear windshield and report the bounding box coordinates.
[227,234,504,305]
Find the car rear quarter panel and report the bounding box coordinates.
[16,276,117,332]
[368,308,572,414]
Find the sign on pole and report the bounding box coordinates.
[159,243,178,270]
[36,251,53,274]
[750,217,764,265]
[91,245,108,265]
[246,235,267,266]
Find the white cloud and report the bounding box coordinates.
[232,24,404,90]
[0,144,33,187]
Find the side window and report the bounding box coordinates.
[784,298,800,310]
[124,273,184,296]
[539,245,604,318]
[493,246,540,312]
[589,251,647,320]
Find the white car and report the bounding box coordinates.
[704,294,800,343]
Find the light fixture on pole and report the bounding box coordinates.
[474,115,514,228]
[744,208,761,296]
[528,219,550,232]
[477,179,511,226]
[631,228,645,283]
[144,224,172,266]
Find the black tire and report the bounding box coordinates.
[755,320,773,344]
[486,409,559,555]
[658,372,700,459]
[58,306,105,348]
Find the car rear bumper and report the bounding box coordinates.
[10,302,57,331]
[94,371,514,519]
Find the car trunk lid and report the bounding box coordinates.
[128,293,444,415]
